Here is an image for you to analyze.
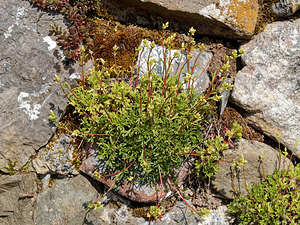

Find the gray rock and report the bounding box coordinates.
[231,18,300,158]
[102,0,259,39]
[212,138,293,199]
[86,199,231,225]
[0,0,81,171]
[32,133,79,175]
[136,39,211,95]
[0,173,37,225]
[33,175,99,225]
[218,78,233,116]
[40,173,51,190]
[155,202,230,225]
[272,0,300,17]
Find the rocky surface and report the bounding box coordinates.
[272,0,300,17]
[86,196,232,225]
[231,18,300,158]
[102,0,258,39]
[212,138,293,199]
[32,133,79,175]
[0,173,37,225]
[0,0,80,171]
[1,0,299,224]
[33,175,99,225]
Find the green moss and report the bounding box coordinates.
[1,159,17,175]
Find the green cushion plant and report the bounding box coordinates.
[52,24,243,213]
[229,142,300,224]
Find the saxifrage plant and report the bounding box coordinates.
[52,24,243,213]
[228,136,300,224]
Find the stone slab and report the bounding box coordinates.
[231,18,300,158]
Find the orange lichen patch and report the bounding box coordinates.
[218,0,259,36]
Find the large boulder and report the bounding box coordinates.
[33,175,99,225]
[0,0,79,171]
[0,173,37,225]
[231,18,300,158]
[212,138,293,199]
[102,0,258,39]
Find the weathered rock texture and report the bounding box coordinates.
[33,175,99,225]
[102,0,258,39]
[32,133,79,175]
[231,18,300,158]
[272,0,300,17]
[0,0,79,171]
[86,197,231,225]
[0,173,37,225]
[212,138,293,199]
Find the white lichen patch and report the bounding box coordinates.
[198,4,221,19]
[70,73,81,80]
[4,25,15,39]
[43,36,57,51]
[198,0,232,22]
[15,7,26,18]
[4,7,26,39]
[18,92,42,120]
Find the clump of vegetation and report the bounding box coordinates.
[51,24,244,217]
[53,24,242,186]
[147,205,163,221]
[29,0,106,60]
[1,159,17,175]
[229,137,300,224]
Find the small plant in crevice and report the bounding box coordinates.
[192,120,243,182]
[1,159,17,175]
[29,0,105,60]
[228,134,299,224]
[51,24,243,216]
[147,205,163,221]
